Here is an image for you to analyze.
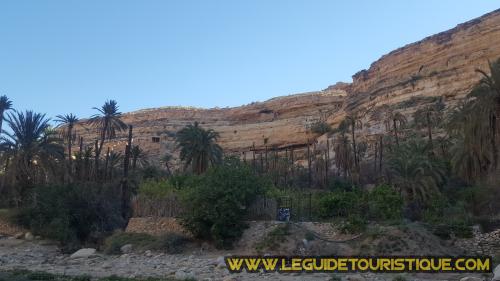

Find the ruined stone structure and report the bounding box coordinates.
[73,9,500,167]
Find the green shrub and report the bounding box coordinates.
[316,190,364,219]
[137,165,168,180]
[103,232,187,254]
[137,179,176,198]
[421,194,473,238]
[432,221,473,239]
[368,185,403,221]
[11,183,125,251]
[422,195,449,224]
[327,179,354,192]
[310,121,332,135]
[168,174,200,189]
[180,158,271,249]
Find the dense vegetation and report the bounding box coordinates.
[0,59,499,251]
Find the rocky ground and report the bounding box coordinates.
[0,235,492,281]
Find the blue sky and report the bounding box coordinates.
[0,1,498,120]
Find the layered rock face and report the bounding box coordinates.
[74,9,500,163]
[74,88,346,163]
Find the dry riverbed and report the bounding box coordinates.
[0,236,492,281]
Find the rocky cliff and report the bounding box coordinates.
[73,9,500,164]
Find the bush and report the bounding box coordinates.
[103,232,187,254]
[368,185,403,221]
[316,189,364,219]
[180,158,271,249]
[310,121,332,135]
[11,183,125,251]
[432,222,472,239]
[137,179,176,198]
[327,179,355,192]
[420,195,473,239]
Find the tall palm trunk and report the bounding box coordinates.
[379,135,383,172]
[492,104,500,183]
[426,111,433,149]
[0,109,4,134]
[493,103,500,168]
[96,121,109,176]
[123,125,133,178]
[104,147,110,181]
[78,137,83,180]
[67,125,73,178]
[393,119,399,146]
[351,122,358,172]
[94,140,99,180]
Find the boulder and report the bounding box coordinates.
[70,248,96,259]
[215,256,226,268]
[24,232,34,241]
[120,244,133,254]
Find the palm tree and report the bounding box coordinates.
[82,146,94,180]
[386,110,407,146]
[471,59,500,169]
[176,122,223,174]
[447,99,494,183]
[161,152,173,176]
[131,145,148,170]
[55,113,79,174]
[0,95,13,135]
[88,100,128,176]
[0,111,63,192]
[334,119,353,180]
[413,100,445,148]
[104,151,123,180]
[450,134,492,184]
[387,139,446,201]
[334,135,353,180]
[344,113,363,172]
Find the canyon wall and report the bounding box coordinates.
[73,9,500,165]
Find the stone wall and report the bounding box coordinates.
[125,217,191,238]
[454,228,500,256]
[0,216,26,237]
